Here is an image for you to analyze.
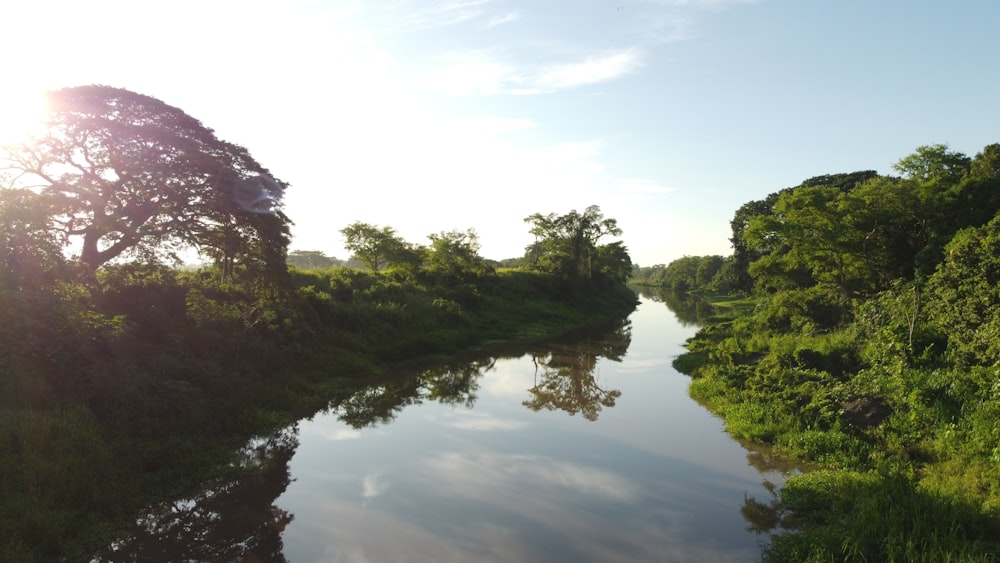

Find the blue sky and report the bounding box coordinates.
[2,0,999,266]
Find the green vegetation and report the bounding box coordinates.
[0,86,637,561]
[662,143,1000,560]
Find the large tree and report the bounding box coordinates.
[524,205,625,283]
[0,85,290,275]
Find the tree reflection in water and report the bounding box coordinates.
[634,286,716,326]
[523,317,631,421]
[329,357,494,429]
[93,429,298,562]
[328,315,632,428]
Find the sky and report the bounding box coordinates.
[2,0,999,266]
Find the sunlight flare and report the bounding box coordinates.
[0,87,48,146]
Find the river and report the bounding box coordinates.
[96,294,798,562]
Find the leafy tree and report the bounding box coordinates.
[593,240,633,285]
[729,193,781,294]
[524,205,625,284]
[0,188,64,289]
[927,216,1000,367]
[893,143,971,185]
[339,222,413,271]
[1,85,291,276]
[425,228,488,278]
[969,143,1000,180]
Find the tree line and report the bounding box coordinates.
[660,143,1000,560]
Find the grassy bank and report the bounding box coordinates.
[0,264,637,561]
[669,290,1000,561]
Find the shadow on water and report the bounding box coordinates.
[93,430,299,562]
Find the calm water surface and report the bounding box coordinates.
[100,295,797,562]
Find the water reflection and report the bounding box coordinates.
[331,358,491,429]
[94,302,808,561]
[328,316,631,428]
[523,319,631,421]
[738,439,812,539]
[94,430,298,562]
[633,285,716,326]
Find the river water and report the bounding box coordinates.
[98,294,797,562]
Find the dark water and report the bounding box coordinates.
[97,296,798,562]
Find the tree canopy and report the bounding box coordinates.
[524,205,631,287]
[1,85,290,277]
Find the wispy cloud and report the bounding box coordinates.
[639,0,757,42]
[646,0,758,7]
[536,49,643,91]
[378,0,496,31]
[485,10,520,28]
[617,178,675,195]
[421,49,642,96]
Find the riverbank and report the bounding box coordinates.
[0,265,637,562]
[667,290,1000,561]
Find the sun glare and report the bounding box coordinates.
[0,87,48,146]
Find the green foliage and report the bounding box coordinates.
[425,228,490,280]
[678,142,1000,561]
[340,221,420,272]
[524,205,631,290]
[763,471,1000,562]
[632,255,727,293]
[926,215,1000,367]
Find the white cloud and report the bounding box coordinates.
[362,472,390,499]
[422,452,640,502]
[437,410,528,431]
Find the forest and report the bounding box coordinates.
[0,86,638,561]
[639,143,1000,561]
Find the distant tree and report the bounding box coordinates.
[1,85,290,277]
[287,250,340,270]
[425,228,488,278]
[340,221,414,271]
